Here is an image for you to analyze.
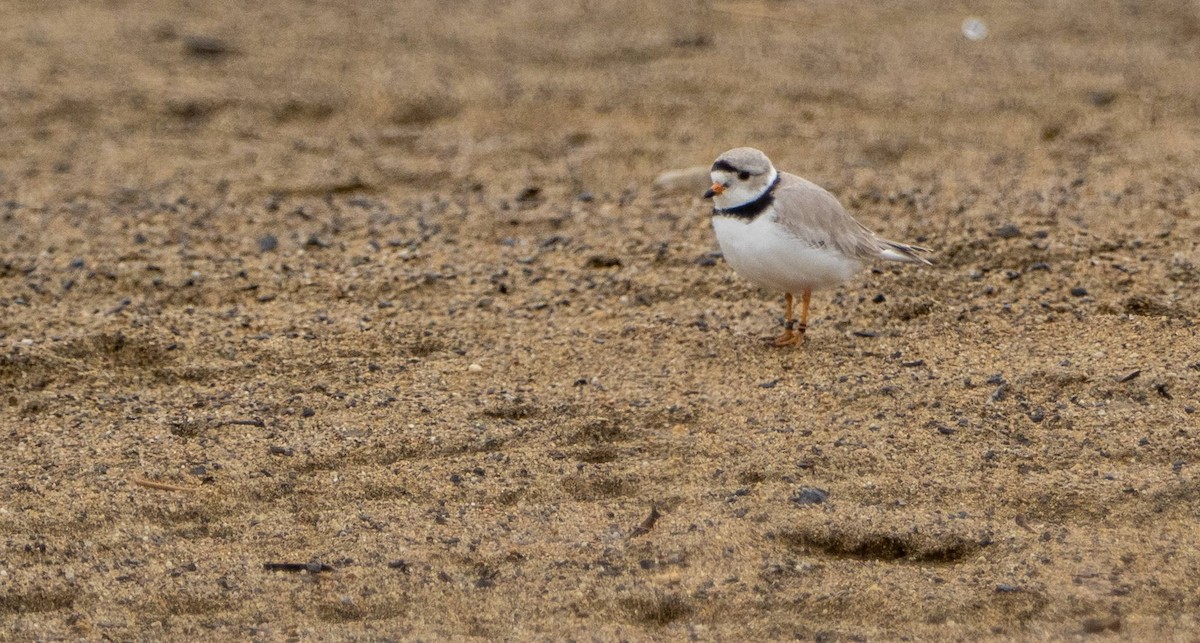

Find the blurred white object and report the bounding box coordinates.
[653,165,711,194]
[962,17,988,41]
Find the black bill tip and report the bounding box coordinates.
[703,188,716,199]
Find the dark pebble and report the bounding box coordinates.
[872,293,886,303]
[388,560,410,573]
[450,473,463,484]
[516,186,541,202]
[268,446,294,456]
[901,359,925,368]
[995,583,1021,593]
[576,191,594,202]
[994,223,1021,239]
[184,35,234,58]
[759,379,780,388]
[301,407,315,417]
[938,426,957,435]
[257,234,278,252]
[585,255,622,268]
[726,488,750,503]
[1088,90,1118,108]
[791,487,829,505]
[1070,286,1088,297]
[1081,616,1121,633]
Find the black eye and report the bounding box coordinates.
[738,171,750,181]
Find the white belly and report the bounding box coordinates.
[712,214,863,293]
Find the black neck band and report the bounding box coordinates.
[712,173,780,220]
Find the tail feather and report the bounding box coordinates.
[879,240,934,265]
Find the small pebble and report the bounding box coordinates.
[1088,90,1118,108]
[1081,616,1121,633]
[516,186,541,202]
[994,223,1021,239]
[184,35,234,58]
[791,487,829,505]
[1070,287,1088,297]
[388,560,410,572]
[468,363,483,373]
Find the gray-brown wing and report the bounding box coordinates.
[769,173,893,262]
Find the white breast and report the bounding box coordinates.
[712,210,863,294]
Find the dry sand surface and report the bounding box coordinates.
[3,0,1200,640]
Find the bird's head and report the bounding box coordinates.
[704,147,777,208]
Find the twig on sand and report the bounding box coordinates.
[263,562,335,573]
[219,418,266,428]
[132,477,198,492]
[630,505,662,538]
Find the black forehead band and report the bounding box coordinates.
[711,159,738,173]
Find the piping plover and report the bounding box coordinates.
[704,147,933,346]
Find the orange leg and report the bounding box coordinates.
[773,289,810,347]
[798,288,811,336]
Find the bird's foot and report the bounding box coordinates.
[770,324,806,347]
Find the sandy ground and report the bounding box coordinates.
[3,0,1200,639]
